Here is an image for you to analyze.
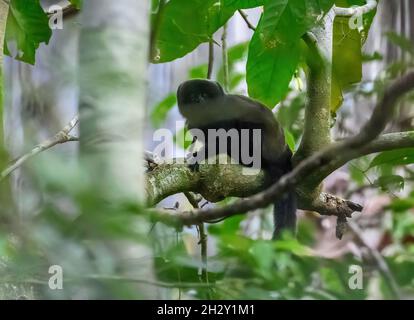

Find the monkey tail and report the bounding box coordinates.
[273,190,297,239]
[267,150,297,240]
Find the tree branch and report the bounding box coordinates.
[334,0,377,17]
[146,155,363,225]
[221,23,229,92]
[207,40,214,79]
[311,131,414,183]
[148,71,414,231]
[0,115,79,181]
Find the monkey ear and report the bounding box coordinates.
[177,83,182,95]
[213,81,226,95]
[176,83,184,105]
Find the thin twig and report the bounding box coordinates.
[0,115,79,181]
[46,1,79,18]
[207,40,214,79]
[238,9,256,31]
[184,192,211,299]
[221,23,229,92]
[0,275,213,289]
[348,222,401,299]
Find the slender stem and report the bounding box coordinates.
[0,275,213,289]
[0,115,79,181]
[348,222,401,299]
[207,40,214,79]
[184,192,211,299]
[221,24,229,91]
[238,9,256,31]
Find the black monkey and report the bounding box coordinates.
[177,79,297,239]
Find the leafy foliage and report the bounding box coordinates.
[4,0,52,65]
[151,0,235,63]
[223,0,265,9]
[247,0,334,107]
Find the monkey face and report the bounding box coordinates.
[177,79,225,107]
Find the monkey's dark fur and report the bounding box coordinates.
[177,79,297,239]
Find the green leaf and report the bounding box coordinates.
[152,0,235,63]
[284,129,296,152]
[150,94,177,127]
[389,197,414,213]
[4,0,52,65]
[260,0,334,43]
[376,175,405,192]
[174,127,193,150]
[331,0,377,111]
[247,28,300,106]
[331,16,362,111]
[368,148,414,170]
[189,64,209,79]
[246,0,334,107]
[223,0,265,9]
[69,0,82,9]
[385,32,414,55]
[208,215,244,235]
[277,93,305,139]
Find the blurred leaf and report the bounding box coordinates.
[274,238,312,256]
[208,215,243,235]
[349,158,370,185]
[249,241,274,277]
[362,51,383,62]
[385,32,414,55]
[320,267,345,294]
[4,0,52,64]
[331,16,362,111]
[69,0,82,9]
[284,129,296,152]
[150,94,177,127]
[189,64,209,79]
[376,175,405,192]
[218,42,249,90]
[386,255,414,289]
[277,93,305,139]
[174,126,193,150]
[368,148,414,170]
[389,197,414,213]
